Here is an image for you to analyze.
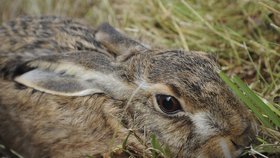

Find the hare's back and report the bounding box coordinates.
[0,16,106,80]
[0,16,100,55]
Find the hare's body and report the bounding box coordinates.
[0,16,257,158]
[0,16,128,157]
[0,85,121,157]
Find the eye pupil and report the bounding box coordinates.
[163,97,173,110]
[156,94,182,114]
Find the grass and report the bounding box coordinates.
[0,0,279,157]
[219,72,280,157]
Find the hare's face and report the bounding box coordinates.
[126,50,257,157]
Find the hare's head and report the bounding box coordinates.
[123,51,258,157]
[14,23,257,158]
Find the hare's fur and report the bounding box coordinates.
[0,16,257,158]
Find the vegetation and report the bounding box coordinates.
[0,0,279,157]
[220,72,280,158]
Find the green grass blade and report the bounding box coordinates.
[122,130,132,149]
[219,72,273,128]
[151,134,161,158]
[232,76,280,128]
[266,102,280,116]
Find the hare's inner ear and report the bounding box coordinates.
[15,69,104,96]
[95,23,149,57]
[14,59,132,98]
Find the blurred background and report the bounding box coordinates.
[0,0,279,157]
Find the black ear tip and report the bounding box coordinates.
[96,22,120,35]
[0,58,35,80]
[98,22,112,28]
[13,63,35,78]
[206,53,218,62]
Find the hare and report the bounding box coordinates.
[0,16,257,158]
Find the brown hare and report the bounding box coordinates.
[0,16,257,158]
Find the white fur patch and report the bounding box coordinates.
[190,112,217,141]
[219,139,232,158]
[136,80,150,90]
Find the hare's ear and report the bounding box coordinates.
[14,56,132,98]
[95,23,149,57]
[15,69,104,96]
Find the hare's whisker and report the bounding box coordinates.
[124,82,145,111]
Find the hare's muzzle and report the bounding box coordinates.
[197,120,258,158]
[230,121,257,149]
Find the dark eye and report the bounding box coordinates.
[156,94,182,114]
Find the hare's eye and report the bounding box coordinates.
[156,94,182,114]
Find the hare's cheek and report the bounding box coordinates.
[190,112,219,141]
[143,114,193,149]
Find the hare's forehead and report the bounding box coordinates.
[149,51,219,75]
[147,52,220,86]
[145,70,224,99]
[145,52,224,105]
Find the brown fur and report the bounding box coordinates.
[0,16,257,158]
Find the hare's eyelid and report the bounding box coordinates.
[143,83,178,95]
[167,84,182,97]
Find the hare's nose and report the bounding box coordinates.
[231,122,257,148]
